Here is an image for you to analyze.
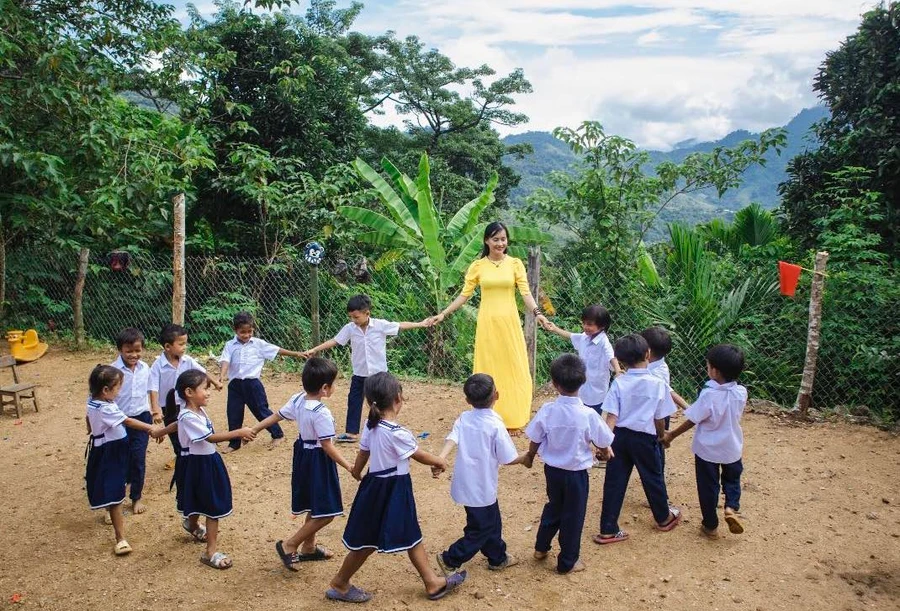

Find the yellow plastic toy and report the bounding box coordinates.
[6,329,48,363]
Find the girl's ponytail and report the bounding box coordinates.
[163,389,179,425]
[364,372,402,430]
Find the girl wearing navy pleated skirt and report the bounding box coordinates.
[326,372,468,603]
[251,357,357,570]
[85,365,158,556]
[170,369,256,569]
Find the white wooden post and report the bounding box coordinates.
[795,251,829,414]
[172,193,186,325]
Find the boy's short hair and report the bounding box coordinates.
[614,334,650,367]
[233,311,255,329]
[159,323,187,346]
[706,344,745,382]
[346,294,371,313]
[302,357,339,393]
[581,305,611,331]
[116,327,144,350]
[549,353,587,393]
[640,326,672,358]
[463,373,495,407]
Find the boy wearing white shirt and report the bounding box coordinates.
[664,344,747,538]
[641,327,689,480]
[219,312,305,452]
[434,374,529,574]
[302,294,430,443]
[524,354,615,574]
[111,328,153,515]
[596,334,680,545]
[542,305,622,413]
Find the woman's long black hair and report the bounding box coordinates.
[480,221,509,258]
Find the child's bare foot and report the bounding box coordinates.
[220,445,240,454]
[724,508,744,534]
[164,457,176,470]
[269,437,284,450]
[533,550,548,560]
[131,500,146,515]
[701,525,720,539]
[562,560,586,574]
[103,512,113,525]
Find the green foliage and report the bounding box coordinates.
[779,2,900,256]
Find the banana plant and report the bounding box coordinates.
[339,152,551,310]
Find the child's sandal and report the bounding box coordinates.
[200,552,232,569]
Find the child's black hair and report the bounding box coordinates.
[159,323,187,346]
[116,327,145,350]
[365,371,402,430]
[549,353,587,394]
[165,369,209,423]
[706,344,745,382]
[302,357,339,393]
[614,334,650,368]
[233,311,255,329]
[89,364,124,398]
[480,221,509,258]
[640,326,672,359]
[463,373,496,407]
[581,304,611,332]
[347,294,372,313]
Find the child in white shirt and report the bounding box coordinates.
[524,354,615,574]
[664,344,747,538]
[595,334,680,545]
[302,294,430,443]
[434,374,529,573]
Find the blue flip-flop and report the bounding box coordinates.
[335,434,358,444]
[325,585,372,603]
[427,570,467,601]
[417,431,430,439]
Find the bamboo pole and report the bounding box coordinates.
[73,246,90,348]
[310,264,320,346]
[524,246,541,385]
[172,193,186,325]
[795,251,829,415]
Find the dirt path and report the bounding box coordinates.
[1,349,898,610]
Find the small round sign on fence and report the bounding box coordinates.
[304,242,325,266]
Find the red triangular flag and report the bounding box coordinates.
[778,261,802,296]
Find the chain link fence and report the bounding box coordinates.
[3,248,896,421]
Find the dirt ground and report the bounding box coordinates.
[1,348,899,611]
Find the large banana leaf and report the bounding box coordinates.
[381,158,420,225]
[637,241,660,288]
[414,154,447,274]
[450,229,485,274]
[338,206,417,247]
[355,231,413,248]
[446,171,498,238]
[507,225,553,245]
[353,158,421,238]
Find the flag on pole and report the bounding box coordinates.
[778,261,803,296]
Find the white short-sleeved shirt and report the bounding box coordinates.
[333,318,400,377]
[86,399,127,446]
[359,419,417,477]
[648,358,672,389]
[570,331,615,406]
[525,395,615,471]
[148,354,206,409]
[684,380,747,464]
[602,369,676,435]
[278,392,337,447]
[177,407,217,456]
[447,408,519,507]
[110,356,150,417]
[218,336,281,380]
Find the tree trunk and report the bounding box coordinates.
[524,246,541,386]
[73,247,90,348]
[172,193,186,325]
[795,251,829,414]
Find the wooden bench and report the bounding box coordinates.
[0,356,39,418]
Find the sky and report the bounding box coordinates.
[170,0,869,150]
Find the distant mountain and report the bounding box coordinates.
[503,106,828,240]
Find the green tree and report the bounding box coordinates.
[779,2,900,256]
